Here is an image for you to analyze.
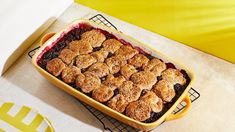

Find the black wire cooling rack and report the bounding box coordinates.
[28,14,200,132]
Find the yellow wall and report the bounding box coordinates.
[76,0,235,63]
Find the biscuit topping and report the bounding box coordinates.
[152,80,175,102]
[143,58,166,77]
[88,62,110,78]
[140,91,163,112]
[76,54,97,69]
[91,50,108,62]
[115,45,138,60]
[92,85,114,102]
[102,39,122,53]
[76,72,101,93]
[128,54,149,68]
[105,56,127,74]
[103,74,126,90]
[120,64,138,80]
[162,68,186,85]
[107,94,128,113]
[62,66,80,83]
[126,101,151,121]
[131,71,157,90]
[81,29,106,48]
[46,58,66,76]
[58,49,77,65]
[119,81,142,103]
[68,40,93,54]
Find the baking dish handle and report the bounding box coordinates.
[40,33,56,46]
[165,94,191,121]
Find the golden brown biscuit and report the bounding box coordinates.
[81,29,106,48]
[75,54,97,69]
[130,71,157,90]
[140,91,163,113]
[120,64,138,80]
[92,85,114,102]
[102,39,122,53]
[68,40,93,55]
[58,49,77,65]
[62,66,81,84]
[152,80,175,102]
[107,94,128,113]
[161,68,186,85]
[76,72,101,93]
[91,50,108,62]
[115,45,138,60]
[143,58,166,77]
[105,56,127,74]
[88,62,110,78]
[119,81,142,103]
[126,101,151,121]
[128,54,149,68]
[46,58,66,76]
[102,74,126,90]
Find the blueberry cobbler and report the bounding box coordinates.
[37,23,190,123]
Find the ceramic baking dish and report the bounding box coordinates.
[32,19,194,131]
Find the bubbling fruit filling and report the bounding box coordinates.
[37,23,191,123]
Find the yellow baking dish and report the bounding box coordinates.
[32,19,194,131]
